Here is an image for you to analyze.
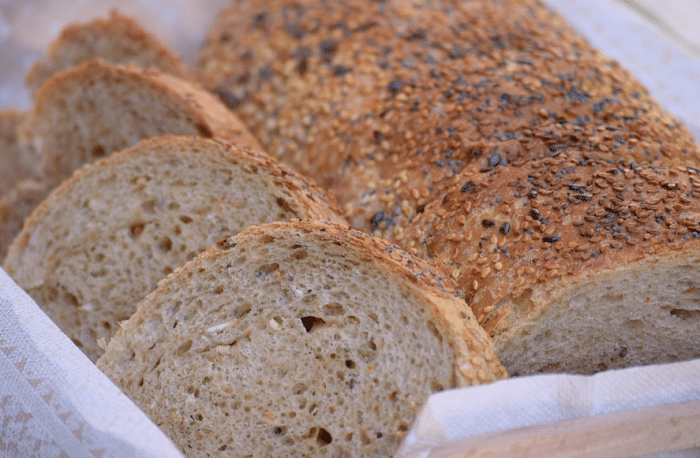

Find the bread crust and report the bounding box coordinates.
[197,0,700,234]
[25,10,194,95]
[404,150,700,373]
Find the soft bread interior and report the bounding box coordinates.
[26,64,205,186]
[496,251,700,375]
[97,225,481,457]
[3,138,336,362]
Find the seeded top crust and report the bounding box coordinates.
[404,151,700,374]
[197,0,700,234]
[3,136,342,361]
[25,10,194,96]
[97,220,506,457]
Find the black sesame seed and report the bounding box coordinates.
[499,223,511,234]
[461,181,475,192]
[482,219,496,228]
[543,235,560,243]
[388,80,404,95]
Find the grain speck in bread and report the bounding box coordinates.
[3,136,342,361]
[407,151,700,375]
[97,220,507,457]
[24,10,194,96]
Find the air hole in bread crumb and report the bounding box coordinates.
[670,308,700,320]
[130,222,145,237]
[64,292,79,307]
[345,359,356,369]
[316,428,332,445]
[213,285,224,295]
[175,339,192,356]
[160,237,173,252]
[91,145,106,157]
[256,262,280,275]
[426,320,443,343]
[276,197,294,213]
[218,445,227,451]
[322,302,345,316]
[179,215,193,224]
[196,123,213,138]
[300,316,326,332]
[138,378,144,387]
[274,426,287,436]
[234,304,252,318]
[431,379,444,391]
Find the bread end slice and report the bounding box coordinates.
[25,10,194,96]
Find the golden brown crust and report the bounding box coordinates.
[197,0,700,234]
[25,10,194,95]
[402,151,700,338]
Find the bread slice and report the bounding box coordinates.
[0,109,45,261]
[3,136,341,362]
[197,0,700,233]
[0,179,48,261]
[97,220,507,457]
[25,10,194,96]
[21,59,262,190]
[0,109,38,196]
[404,150,700,375]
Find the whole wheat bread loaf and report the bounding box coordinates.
[97,219,507,457]
[25,10,194,96]
[405,151,700,375]
[197,0,700,236]
[3,136,341,361]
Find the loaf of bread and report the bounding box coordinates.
[197,0,700,234]
[25,10,194,96]
[3,136,341,361]
[97,219,507,457]
[196,0,700,376]
[404,152,700,375]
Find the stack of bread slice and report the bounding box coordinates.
[3,136,342,362]
[1,55,260,260]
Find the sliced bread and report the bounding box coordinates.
[3,136,341,362]
[21,59,262,190]
[0,109,37,196]
[25,10,194,96]
[97,219,507,457]
[4,60,264,260]
[404,151,700,375]
[0,179,48,262]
